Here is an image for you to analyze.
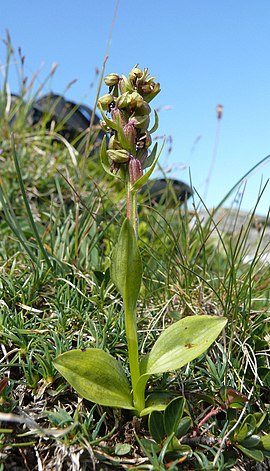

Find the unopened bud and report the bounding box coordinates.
[116,92,130,109]
[108,135,121,150]
[98,93,114,110]
[107,149,130,163]
[143,82,161,102]
[128,91,144,109]
[104,73,120,86]
[111,107,127,127]
[123,119,136,150]
[138,101,151,116]
[119,75,133,94]
[129,157,143,184]
[129,65,143,82]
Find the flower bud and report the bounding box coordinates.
[119,75,133,94]
[129,157,143,184]
[143,82,161,102]
[108,135,121,150]
[100,120,111,133]
[104,73,120,86]
[137,101,151,116]
[107,149,130,163]
[128,91,144,109]
[129,65,143,82]
[123,119,136,151]
[98,93,114,110]
[144,131,152,148]
[116,92,130,109]
[111,107,127,127]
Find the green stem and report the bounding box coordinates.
[124,299,144,412]
[126,183,138,238]
[125,183,144,413]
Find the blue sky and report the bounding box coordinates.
[1,0,270,215]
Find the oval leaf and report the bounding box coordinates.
[111,218,142,312]
[164,396,185,436]
[258,434,270,452]
[145,315,227,374]
[53,348,133,410]
[149,410,166,444]
[236,444,264,463]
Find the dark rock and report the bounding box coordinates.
[140,178,193,205]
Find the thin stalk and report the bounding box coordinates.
[123,299,144,413]
[126,182,138,237]
[125,183,143,412]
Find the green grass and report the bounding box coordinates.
[0,40,269,470]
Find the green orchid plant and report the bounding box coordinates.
[53,66,227,417]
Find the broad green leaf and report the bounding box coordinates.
[139,403,167,417]
[254,412,268,431]
[240,435,261,448]
[145,315,227,375]
[258,434,270,451]
[111,218,142,312]
[164,397,185,436]
[236,444,264,463]
[149,410,166,444]
[235,414,257,442]
[53,348,133,410]
[115,443,132,456]
[235,423,249,443]
[175,416,193,438]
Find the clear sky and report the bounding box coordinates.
[1,0,270,215]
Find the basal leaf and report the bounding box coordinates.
[164,396,185,436]
[53,348,133,410]
[236,444,264,463]
[111,218,142,312]
[258,434,270,452]
[145,315,227,375]
[149,410,166,444]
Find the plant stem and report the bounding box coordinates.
[126,182,138,238]
[123,300,144,413]
[125,183,144,413]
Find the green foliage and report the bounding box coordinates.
[53,348,134,409]
[0,38,269,469]
[111,217,143,313]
